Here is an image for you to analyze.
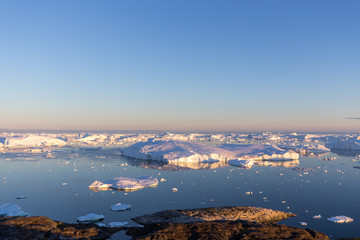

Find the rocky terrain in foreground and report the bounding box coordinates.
[0,206,349,240]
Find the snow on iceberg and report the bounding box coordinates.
[327,215,353,223]
[111,203,131,211]
[325,136,360,151]
[121,139,236,163]
[89,176,158,192]
[0,203,28,217]
[122,140,298,163]
[77,213,104,222]
[219,144,299,161]
[4,135,66,147]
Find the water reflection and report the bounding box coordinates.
[122,156,299,171]
[330,148,360,157]
[254,159,299,168]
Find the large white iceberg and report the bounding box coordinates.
[89,176,158,191]
[77,213,104,222]
[121,139,235,163]
[122,140,298,163]
[0,203,28,217]
[4,135,67,147]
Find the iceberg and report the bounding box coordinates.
[0,203,28,217]
[325,136,360,151]
[76,213,104,222]
[219,144,299,161]
[122,140,298,164]
[109,222,128,227]
[327,215,353,223]
[121,139,235,163]
[111,203,131,211]
[89,176,158,191]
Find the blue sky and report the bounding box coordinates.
[1,1,359,132]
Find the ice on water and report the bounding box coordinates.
[89,176,158,191]
[0,203,28,217]
[76,213,104,222]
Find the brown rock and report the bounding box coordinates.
[132,206,296,225]
[0,216,121,240]
[127,221,330,240]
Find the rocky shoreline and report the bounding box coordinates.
[0,206,355,239]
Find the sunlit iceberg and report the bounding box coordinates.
[327,215,353,223]
[122,140,298,163]
[121,139,236,163]
[219,144,299,161]
[89,176,158,191]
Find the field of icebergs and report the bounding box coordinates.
[1,131,360,238]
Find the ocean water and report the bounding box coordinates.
[1,149,360,239]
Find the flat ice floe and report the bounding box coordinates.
[122,140,298,163]
[109,222,128,227]
[111,203,131,211]
[327,215,353,223]
[0,203,28,217]
[76,213,104,222]
[89,176,158,191]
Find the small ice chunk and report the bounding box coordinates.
[77,213,104,222]
[90,176,158,191]
[200,202,206,205]
[96,223,106,227]
[299,222,307,226]
[160,178,167,182]
[172,188,178,192]
[0,203,28,217]
[111,203,131,211]
[245,191,253,195]
[327,215,353,223]
[109,222,128,227]
[89,180,111,190]
[15,196,26,200]
[228,160,254,168]
[313,215,322,219]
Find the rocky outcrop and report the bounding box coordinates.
[126,221,330,240]
[132,206,296,225]
[0,207,332,240]
[129,207,329,240]
[0,216,119,240]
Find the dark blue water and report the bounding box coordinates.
[0,149,359,239]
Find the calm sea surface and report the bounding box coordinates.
[1,149,360,239]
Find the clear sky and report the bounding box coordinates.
[1,1,359,132]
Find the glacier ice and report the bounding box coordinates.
[89,176,158,191]
[76,213,104,222]
[0,203,28,217]
[111,203,131,211]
